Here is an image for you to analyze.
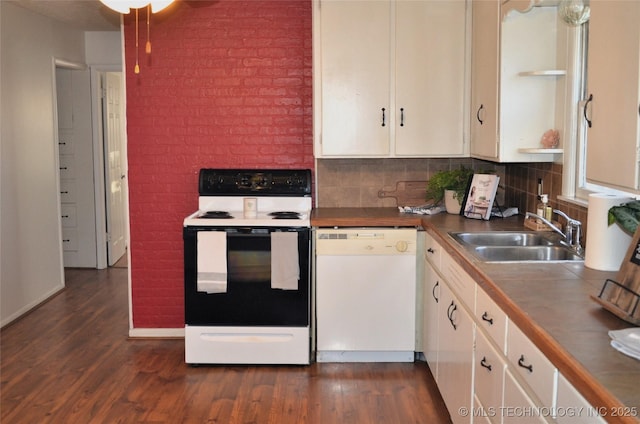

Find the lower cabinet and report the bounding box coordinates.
[437,280,475,424]
[423,235,606,424]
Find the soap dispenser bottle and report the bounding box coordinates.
[537,194,549,223]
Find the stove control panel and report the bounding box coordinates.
[199,169,312,196]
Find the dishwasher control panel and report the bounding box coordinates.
[315,228,417,255]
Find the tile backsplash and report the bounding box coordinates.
[315,158,589,241]
[316,158,505,207]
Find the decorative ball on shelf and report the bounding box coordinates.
[540,129,560,149]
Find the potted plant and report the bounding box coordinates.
[426,166,474,214]
[608,200,640,235]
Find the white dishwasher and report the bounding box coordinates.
[315,228,417,362]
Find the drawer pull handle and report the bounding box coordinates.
[381,108,386,127]
[432,281,439,303]
[427,247,435,254]
[447,300,457,331]
[400,107,405,127]
[481,311,493,325]
[480,357,492,372]
[518,355,533,373]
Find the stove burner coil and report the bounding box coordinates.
[268,211,301,219]
[200,211,233,219]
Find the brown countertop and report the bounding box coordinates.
[312,208,640,423]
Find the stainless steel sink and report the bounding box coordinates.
[470,245,583,262]
[450,231,556,247]
[448,231,584,263]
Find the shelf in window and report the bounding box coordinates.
[517,70,567,77]
[518,148,563,154]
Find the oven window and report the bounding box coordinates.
[228,250,270,283]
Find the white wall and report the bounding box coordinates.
[0,3,117,326]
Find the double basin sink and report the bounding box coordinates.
[448,231,584,263]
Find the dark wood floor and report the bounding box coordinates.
[1,267,451,423]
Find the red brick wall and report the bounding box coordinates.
[123,0,313,328]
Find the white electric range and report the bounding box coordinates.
[183,169,312,365]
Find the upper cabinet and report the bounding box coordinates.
[470,0,569,162]
[584,0,640,194]
[313,0,469,158]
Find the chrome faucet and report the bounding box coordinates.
[525,210,583,255]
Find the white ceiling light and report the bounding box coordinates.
[100,0,174,14]
[100,0,175,74]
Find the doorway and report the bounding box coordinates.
[54,62,128,269]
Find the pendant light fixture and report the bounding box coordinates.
[100,0,174,73]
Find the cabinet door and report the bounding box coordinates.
[585,0,640,193]
[318,0,391,157]
[470,0,500,160]
[423,258,440,380]
[395,0,467,156]
[438,281,475,424]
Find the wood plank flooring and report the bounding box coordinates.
[1,267,451,423]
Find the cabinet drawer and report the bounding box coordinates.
[507,323,557,409]
[441,250,475,313]
[60,204,77,228]
[61,228,78,251]
[556,373,606,424]
[504,369,551,424]
[475,331,506,423]
[476,287,508,353]
[424,232,442,270]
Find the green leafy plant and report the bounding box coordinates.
[608,200,640,235]
[426,166,474,204]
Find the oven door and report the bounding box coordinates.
[183,226,310,327]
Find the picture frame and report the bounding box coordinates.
[462,174,500,220]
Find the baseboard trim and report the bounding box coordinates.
[128,327,185,338]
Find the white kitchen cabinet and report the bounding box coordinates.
[506,322,558,411]
[470,0,499,160]
[584,0,640,193]
[438,279,475,424]
[313,0,469,158]
[475,329,507,424]
[476,285,508,353]
[422,234,442,379]
[503,369,552,424]
[470,0,568,162]
[556,373,607,424]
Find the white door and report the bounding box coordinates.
[56,67,97,268]
[104,72,127,265]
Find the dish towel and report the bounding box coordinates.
[197,231,228,294]
[270,231,299,290]
[609,328,640,361]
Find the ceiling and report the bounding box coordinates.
[10,0,121,31]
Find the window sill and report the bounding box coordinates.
[557,195,589,209]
